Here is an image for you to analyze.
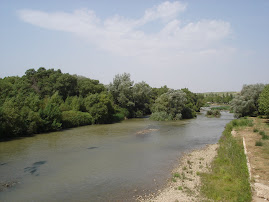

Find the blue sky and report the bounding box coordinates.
[0,0,268,92]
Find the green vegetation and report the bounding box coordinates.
[259,131,265,136]
[0,67,203,140]
[62,111,93,128]
[231,84,265,118]
[200,92,235,104]
[206,109,221,118]
[150,89,201,121]
[255,141,263,146]
[173,172,181,178]
[201,118,252,201]
[258,84,269,118]
[211,105,231,111]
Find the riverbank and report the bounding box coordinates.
[140,117,255,202]
[138,144,219,201]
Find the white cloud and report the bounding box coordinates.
[17,1,236,92]
[18,1,231,57]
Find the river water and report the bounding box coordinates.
[0,111,233,201]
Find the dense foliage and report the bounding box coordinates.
[150,90,187,121]
[231,84,265,118]
[206,109,221,118]
[201,92,234,104]
[150,89,200,121]
[258,84,269,118]
[0,68,203,140]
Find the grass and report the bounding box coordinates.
[200,118,252,202]
[173,172,181,178]
[177,186,183,190]
[259,131,265,136]
[262,141,269,155]
[258,130,269,140]
[262,134,269,140]
[211,106,231,111]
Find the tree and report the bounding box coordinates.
[151,89,187,120]
[132,81,152,116]
[84,92,115,124]
[108,73,134,116]
[258,84,269,118]
[55,73,77,100]
[231,84,265,117]
[77,77,105,97]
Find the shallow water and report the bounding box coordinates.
[0,111,233,201]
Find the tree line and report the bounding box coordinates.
[201,92,234,104]
[0,68,204,140]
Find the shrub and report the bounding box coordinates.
[262,134,269,140]
[258,84,269,118]
[231,118,253,127]
[206,109,221,117]
[112,113,125,122]
[253,128,259,133]
[255,141,263,146]
[150,111,173,121]
[62,111,93,128]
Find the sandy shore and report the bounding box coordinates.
[139,144,219,202]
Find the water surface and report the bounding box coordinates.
[0,111,233,201]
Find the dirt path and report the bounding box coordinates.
[139,144,218,202]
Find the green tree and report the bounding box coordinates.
[55,73,77,100]
[108,73,134,116]
[77,77,105,97]
[133,81,152,117]
[258,84,269,118]
[84,92,115,124]
[231,84,265,117]
[151,89,187,120]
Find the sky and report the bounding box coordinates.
[0,0,269,92]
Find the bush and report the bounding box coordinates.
[259,131,265,136]
[231,118,253,127]
[150,111,173,121]
[262,135,269,140]
[112,113,125,122]
[255,141,263,146]
[253,128,259,133]
[258,84,269,118]
[62,111,93,128]
[206,109,221,117]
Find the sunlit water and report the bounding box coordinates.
[0,111,233,201]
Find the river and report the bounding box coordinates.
[0,110,233,201]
